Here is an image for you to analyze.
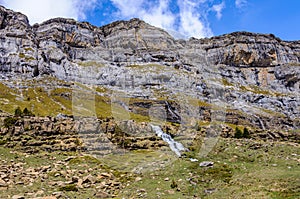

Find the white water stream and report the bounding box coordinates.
[151,125,186,156]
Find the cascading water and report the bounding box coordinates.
[151,125,186,157]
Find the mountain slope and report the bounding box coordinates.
[0,5,299,199]
[0,5,299,136]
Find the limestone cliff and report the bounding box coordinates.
[0,5,299,134]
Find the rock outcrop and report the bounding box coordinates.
[1,5,299,79]
[0,113,171,154]
[0,5,299,134]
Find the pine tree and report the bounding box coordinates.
[243,127,250,138]
[14,107,22,117]
[23,107,34,116]
[234,127,243,139]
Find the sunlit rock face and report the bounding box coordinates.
[0,5,299,132]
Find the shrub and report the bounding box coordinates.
[170,179,178,189]
[23,108,34,116]
[58,184,78,192]
[13,107,34,117]
[0,136,7,145]
[19,53,25,58]
[4,117,17,128]
[234,127,251,139]
[243,127,250,138]
[234,127,243,139]
[0,140,7,145]
[14,107,22,117]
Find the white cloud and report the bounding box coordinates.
[177,0,213,38]
[0,0,96,24]
[235,0,247,8]
[0,0,227,39]
[212,2,225,20]
[142,0,176,31]
[111,0,213,39]
[110,0,144,18]
[111,0,176,33]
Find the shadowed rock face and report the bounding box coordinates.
[0,5,299,132]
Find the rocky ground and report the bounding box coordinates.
[0,146,133,198]
[0,135,299,198]
[0,111,299,198]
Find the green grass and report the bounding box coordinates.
[95,86,109,93]
[0,78,159,122]
[50,87,73,113]
[0,135,299,198]
[0,81,73,116]
[126,63,177,75]
[127,63,164,69]
[286,62,300,67]
[18,53,25,58]
[259,107,287,118]
[24,47,34,52]
[222,78,234,87]
[68,155,102,165]
[115,138,300,198]
[76,60,105,68]
[239,84,287,97]
[58,184,78,192]
[101,150,176,173]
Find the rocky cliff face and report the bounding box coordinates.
[0,5,299,134]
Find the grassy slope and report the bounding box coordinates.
[115,139,300,199]
[0,74,299,198]
[0,138,298,198]
[0,78,152,122]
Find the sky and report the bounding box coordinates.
[0,0,299,41]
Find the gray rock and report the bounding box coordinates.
[12,195,25,199]
[95,191,110,198]
[0,5,299,134]
[199,161,214,167]
[0,178,7,187]
[204,188,217,194]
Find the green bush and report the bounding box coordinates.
[58,184,78,192]
[14,107,22,117]
[170,179,178,189]
[234,127,251,139]
[13,107,35,117]
[0,136,7,145]
[243,127,250,138]
[234,127,243,139]
[4,117,17,128]
[23,107,34,116]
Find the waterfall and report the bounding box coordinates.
[151,125,186,157]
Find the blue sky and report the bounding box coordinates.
[1,0,299,40]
